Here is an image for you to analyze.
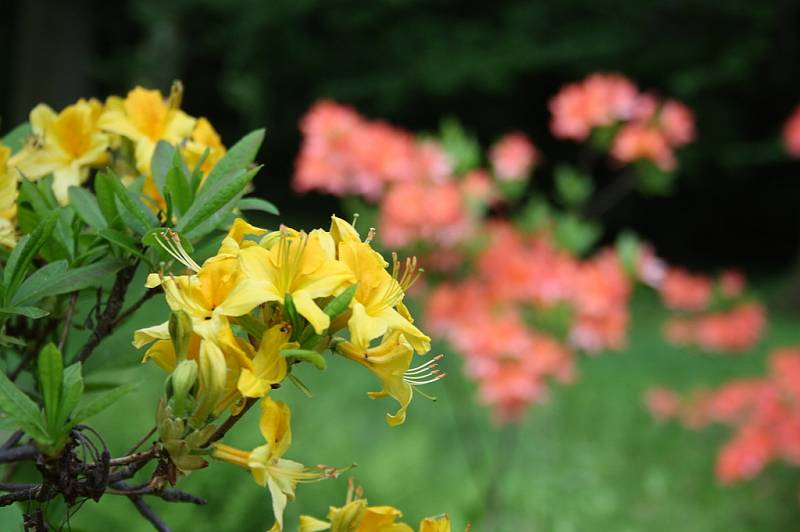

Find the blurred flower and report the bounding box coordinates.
[644,387,681,422]
[182,117,227,176]
[9,98,109,204]
[610,122,675,171]
[658,99,696,147]
[662,303,766,353]
[659,268,712,311]
[0,145,18,247]
[490,132,538,181]
[783,105,800,157]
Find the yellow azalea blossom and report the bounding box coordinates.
[9,98,109,205]
[419,515,451,532]
[237,323,294,398]
[99,83,195,175]
[0,145,18,247]
[212,397,338,530]
[331,217,429,354]
[182,117,226,177]
[337,332,444,426]
[229,228,356,335]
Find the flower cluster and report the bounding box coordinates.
[425,222,631,422]
[299,479,453,532]
[549,72,695,171]
[644,346,800,485]
[646,265,765,353]
[783,105,800,157]
[294,101,539,254]
[135,215,442,528]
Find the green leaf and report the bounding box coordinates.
[69,382,139,428]
[12,257,126,307]
[555,165,594,208]
[0,371,50,444]
[198,129,264,195]
[439,118,481,174]
[616,231,642,278]
[637,160,675,195]
[165,166,193,216]
[38,343,63,431]
[234,314,267,341]
[280,348,327,370]
[150,141,176,191]
[100,170,158,234]
[2,122,32,154]
[97,228,146,259]
[94,172,120,227]
[238,197,279,215]
[176,166,260,240]
[324,284,357,318]
[3,212,58,302]
[68,187,107,230]
[553,213,601,255]
[0,306,49,319]
[283,293,301,340]
[56,363,83,429]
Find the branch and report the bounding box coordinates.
[0,443,37,463]
[204,397,258,447]
[1,431,23,450]
[75,264,138,364]
[0,482,38,491]
[111,289,158,330]
[58,292,80,352]
[128,495,170,532]
[581,170,637,219]
[0,486,41,506]
[108,445,159,467]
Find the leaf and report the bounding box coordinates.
[150,141,176,191]
[38,343,63,431]
[176,166,260,240]
[165,166,193,216]
[234,314,267,340]
[3,212,58,302]
[280,348,327,370]
[100,170,158,234]
[324,284,357,318]
[68,187,107,230]
[555,165,593,208]
[69,382,139,428]
[197,129,264,195]
[0,371,50,444]
[0,306,49,319]
[97,228,146,259]
[12,257,126,307]
[56,364,83,429]
[183,189,247,242]
[94,172,120,227]
[2,122,32,154]
[238,197,279,215]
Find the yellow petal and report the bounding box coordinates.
[258,396,292,458]
[299,515,331,532]
[292,290,330,335]
[133,321,170,348]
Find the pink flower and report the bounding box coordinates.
[611,122,676,171]
[716,426,774,484]
[719,270,746,298]
[659,268,712,311]
[489,132,538,181]
[659,99,696,147]
[644,387,681,422]
[783,105,800,157]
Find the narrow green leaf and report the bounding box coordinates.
[94,172,120,227]
[176,166,260,239]
[3,212,58,302]
[165,166,193,216]
[2,122,32,154]
[197,129,264,196]
[184,190,246,241]
[97,228,146,259]
[101,170,158,234]
[280,348,327,370]
[150,141,176,191]
[68,187,107,230]
[0,371,51,444]
[238,197,279,215]
[12,257,126,307]
[69,382,139,427]
[56,364,83,429]
[0,306,49,319]
[38,343,63,431]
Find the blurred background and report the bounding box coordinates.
[3,1,800,530]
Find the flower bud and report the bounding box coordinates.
[170,359,198,417]
[169,310,193,362]
[190,341,227,428]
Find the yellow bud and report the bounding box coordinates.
[170,359,198,417]
[190,341,227,428]
[169,310,193,361]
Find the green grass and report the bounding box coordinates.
[6,282,800,531]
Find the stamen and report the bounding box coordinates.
[404,354,444,375]
[351,213,360,228]
[168,80,184,110]
[365,227,376,244]
[156,229,201,272]
[404,374,446,386]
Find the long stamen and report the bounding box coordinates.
[404,354,444,375]
[156,229,201,272]
[404,374,446,386]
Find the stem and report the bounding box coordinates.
[111,289,158,330]
[108,445,159,467]
[128,495,170,532]
[204,397,258,447]
[1,431,23,450]
[75,264,137,364]
[581,170,636,219]
[125,426,157,456]
[58,292,79,352]
[0,443,37,463]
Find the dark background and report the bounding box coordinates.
[3,0,799,273]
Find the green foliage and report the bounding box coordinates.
[554,212,601,255]
[555,165,594,208]
[438,118,481,175]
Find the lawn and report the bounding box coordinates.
[4,278,799,531]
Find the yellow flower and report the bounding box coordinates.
[182,117,226,177]
[419,515,451,532]
[237,323,293,398]
[337,332,444,426]
[9,98,109,204]
[99,83,195,175]
[212,397,337,530]
[299,480,413,532]
[330,216,430,354]
[229,228,356,335]
[0,145,18,247]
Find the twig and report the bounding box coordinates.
[128,495,170,532]
[0,481,37,491]
[58,292,79,352]
[108,445,159,467]
[158,488,206,505]
[111,289,158,330]
[0,486,40,506]
[0,443,38,463]
[581,170,637,219]
[204,397,258,447]
[110,482,206,505]
[125,426,157,456]
[1,431,23,450]
[108,455,153,483]
[75,264,137,364]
